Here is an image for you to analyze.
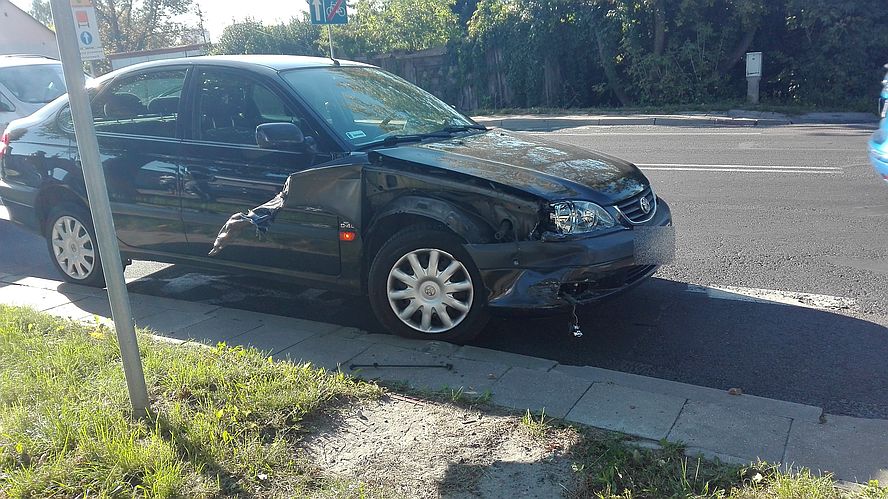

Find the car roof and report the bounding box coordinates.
[0,55,60,69]
[115,55,373,74]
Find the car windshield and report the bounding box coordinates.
[0,64,67,104]
[281,66,476,148]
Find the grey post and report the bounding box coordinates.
[747,77,760,105]
[49,0,150,418]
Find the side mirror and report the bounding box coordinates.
[256,122,305,150]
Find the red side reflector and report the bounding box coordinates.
[339,230,357,242]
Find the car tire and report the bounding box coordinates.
[45,203,106,288]
[368,227,489,343]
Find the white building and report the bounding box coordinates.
[0,0,58,58]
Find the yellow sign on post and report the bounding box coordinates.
[70,0,105,61]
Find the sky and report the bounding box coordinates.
[9,0,309,41]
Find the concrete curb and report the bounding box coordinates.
[472,112,878,131]
[0,274,885,484]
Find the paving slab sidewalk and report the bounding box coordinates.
[0,273,885,484]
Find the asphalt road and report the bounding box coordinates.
[2,124,887,418]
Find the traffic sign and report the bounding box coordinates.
[70,0,105,61]
[308,0,348,25]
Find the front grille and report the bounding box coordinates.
[558,264,659,302]
[625,264,658,283]
[615,186,656,224]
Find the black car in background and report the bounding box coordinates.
[0,56,673,342]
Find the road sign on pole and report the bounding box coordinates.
[308,0,348,25]
[69,0,105,61]
[308,0,347,59]
[49,0,149,418]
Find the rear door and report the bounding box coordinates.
[178,67,342,275]
[88,67,189,253]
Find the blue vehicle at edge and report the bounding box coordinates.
[869,64,888,184]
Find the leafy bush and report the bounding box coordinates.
[212,0,888,111]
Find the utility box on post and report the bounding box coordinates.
[746,52,762,105]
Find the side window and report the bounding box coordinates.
[196,70,312,146]
[91,69,186,138]
[0,91,14,113]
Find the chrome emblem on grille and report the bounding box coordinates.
[639,196,652,214]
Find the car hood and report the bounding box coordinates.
[369,130,648,204]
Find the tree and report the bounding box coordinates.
[213,17,323,57]
[29,0,53,28]
[28,0,197,67]
[89,0,196,53]
[330,0,460,56]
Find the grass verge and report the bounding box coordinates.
[0,305,381,498]
[569,428,888,499]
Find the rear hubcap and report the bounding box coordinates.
[51,215,95,280]
[386,248,473,334]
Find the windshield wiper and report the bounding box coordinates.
[438,124,488,133]
[356,124,486,151]
[357,132,453,151]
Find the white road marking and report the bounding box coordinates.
[686,284,858,312]
[637,163,842,174]
[641,167,840,174]
[635,163,841,170]
[533,131,765,136]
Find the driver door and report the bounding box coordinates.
[178,67,341,275]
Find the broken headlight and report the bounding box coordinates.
[549,201,616,234]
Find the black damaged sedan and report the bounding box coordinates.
[0,56,673,342]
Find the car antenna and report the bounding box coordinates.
[330,58,340,66]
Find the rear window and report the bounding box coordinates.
[0,64,67,104]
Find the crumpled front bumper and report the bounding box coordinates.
[465,199,674,311]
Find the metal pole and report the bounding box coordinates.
[328,24,334,60]
[49,0,149,418]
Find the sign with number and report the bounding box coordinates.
[308,0,348,25]
[70,0,105,61]
[745,52,762,78]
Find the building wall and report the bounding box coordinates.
[0,0,59,58]
[109,46,208,70]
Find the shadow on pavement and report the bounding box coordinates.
[476,278,888,419]
[113,263,888,418]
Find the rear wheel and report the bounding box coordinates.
[45,203,105,287]
[369,228,488,343]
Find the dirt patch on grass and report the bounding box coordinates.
[302,394,580,498]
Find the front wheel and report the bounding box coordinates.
[45,203,106,287]
[368,228,489,343]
